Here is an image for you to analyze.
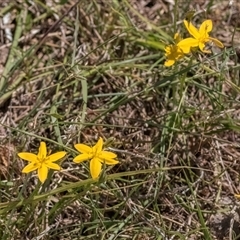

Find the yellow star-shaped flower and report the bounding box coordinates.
[18,142,66,183]
[178,19,224,54]
[164,33,185,67]
[73,137,119,179]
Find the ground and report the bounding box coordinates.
[1,0,240,239]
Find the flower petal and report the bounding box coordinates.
[22,162,39,173]
[177,38,199,53]
[199,42,210,53]
[98,150,119,165]
[98,157,119,165]
[90,158,102,179]
[94,138,103,154]
[44,161,61,170]
[99,151,117,159]
[73,153,91,163]
[18,152,38,162]
[199,19,212,35]
[208,37,224,48]
[174,33,181,43]
[38,165,48,183]
[164,59,175,67]
[74,144,92,154]
[38,142,47,159]
[183,20,200,39]
[48,151,67,162]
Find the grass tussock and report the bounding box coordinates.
[1,0,240,239]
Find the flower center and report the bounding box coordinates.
[37,156,48,165]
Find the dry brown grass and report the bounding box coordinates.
[1,0,240,239]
